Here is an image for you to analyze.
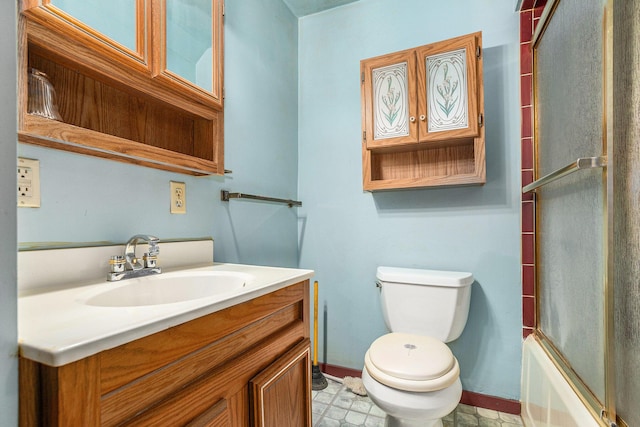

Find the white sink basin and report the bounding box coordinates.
[20,261,315,366]
[84,271,253,307]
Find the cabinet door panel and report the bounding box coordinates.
[51,0,139,53]
[154,0,224,106]
[166,0,212,90]
[23,0,147,66]
[362,50,418,150]
[417,32,481,142]
[250,341,312,427]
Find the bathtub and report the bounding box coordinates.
[521,335,600,427]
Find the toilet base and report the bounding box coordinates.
[385,415,442,427]
[362,367,461,427]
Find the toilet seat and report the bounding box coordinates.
[364,333,460,392]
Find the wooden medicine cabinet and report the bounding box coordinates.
[19,0,224,175]
[361,32,485,190]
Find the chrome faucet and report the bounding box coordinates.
[108,234,161,281]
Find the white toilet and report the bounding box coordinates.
[362,266,474,427]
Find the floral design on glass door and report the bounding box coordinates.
[426,48,468,132]
[373,62,409,139]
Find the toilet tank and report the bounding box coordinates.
[377,266,473,342]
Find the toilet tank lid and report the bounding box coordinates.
[377,266,473,287]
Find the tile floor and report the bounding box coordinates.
[312,378,524,427]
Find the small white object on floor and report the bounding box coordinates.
[343,376,367,396]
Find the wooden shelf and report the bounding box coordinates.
[363,137,485,191]
[19,115,221,175]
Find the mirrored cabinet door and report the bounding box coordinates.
[52,0,141,54]
[154,0,223,106]
[166,0,212,91]
[23,0,147,65]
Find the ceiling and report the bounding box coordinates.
[281,0,360,17]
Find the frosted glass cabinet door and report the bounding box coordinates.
[23,0,146,64]
[361,50,418,150]
[416,33,481,142]
[156,0,223,106]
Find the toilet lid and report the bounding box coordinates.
[368,333,455,380]
[364,333,460,392]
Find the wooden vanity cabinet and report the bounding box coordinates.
[19,0,224,175]
[19,281,312,426]
[361,32,485,190]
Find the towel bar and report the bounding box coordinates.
[221,190,302,208]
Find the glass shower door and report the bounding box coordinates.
[532,0,613,423]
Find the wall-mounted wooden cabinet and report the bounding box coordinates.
[19,0,224,175]
[361,32,485,190]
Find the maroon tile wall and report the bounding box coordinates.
[519,0,547,339]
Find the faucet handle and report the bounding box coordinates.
[143,253,158,268]
[148,240,160,256]
[109,255,126,273]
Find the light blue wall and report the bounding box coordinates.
[216,0,300,266]
[12,0,524,411]
[1,1,17,424]
[297,0,522,399]
[18,0,299,270]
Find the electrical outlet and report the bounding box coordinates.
[170,181,186,214]
[18,158,41,208]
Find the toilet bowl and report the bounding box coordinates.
[362,333,462,427]
[363,267,473,426]
[362,368,461,427]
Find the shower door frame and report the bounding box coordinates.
[528,0,617,426]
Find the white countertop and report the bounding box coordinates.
[19,263,314,367]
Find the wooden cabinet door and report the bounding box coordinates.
[249,341,312,427]
[361,49,418,150]
[21,0,149,71]
[416,32,482,143]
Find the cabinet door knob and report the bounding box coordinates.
[409,116,416,122]
[420,115,426,121]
